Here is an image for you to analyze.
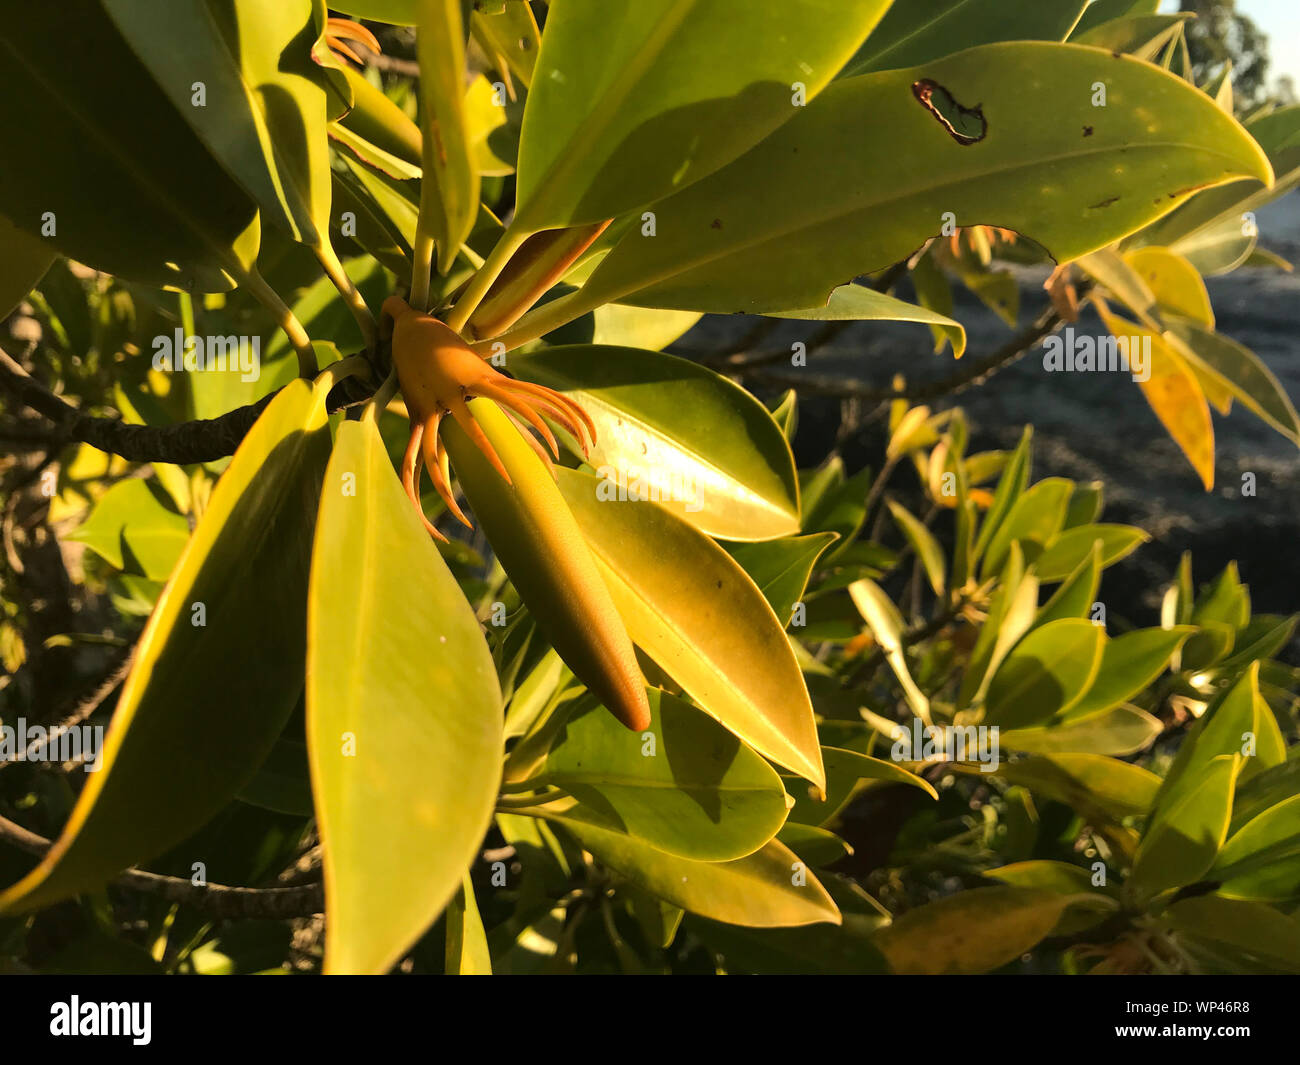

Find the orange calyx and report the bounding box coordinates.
[385,296,597,541]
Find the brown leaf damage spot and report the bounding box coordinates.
[912,79,988,145]
[1089,196,1120,209]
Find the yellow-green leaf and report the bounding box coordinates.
[307,417,501,975]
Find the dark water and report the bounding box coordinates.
[676,194,1300,622]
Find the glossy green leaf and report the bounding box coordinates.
[1001,704,1162,757]
[513,0,894,230]
[1210,794,1300,902]
[766,283,966,358]
[0,381,331,914]
[1033,542,1100,627]
[540,806,840,928]
[1063,626,1194,720]
[1032,523,1149,582]
[872,887,1073,974]
[0,6,261,290]
[1131,753,1241,901]
[1154,663,1285,823]
[105,0,335,250]
[973,427,1032,562]
[509,345,799,540]
[67,480,190,583]
[982,619,1105,730]
[555,468,824,789]
[521,689,788,861]
[307,417,501,975]
[981,478,1073,578]
[845,0,1087,75]
[725,533,838,627]
[416,0,479,275]
[547,43,1271,317]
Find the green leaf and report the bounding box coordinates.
[329,0,419,23]
[872,887,1074,974]
[1000,704,1162,756]
[725,533,838,627]
[1166,318,1300,446]
[1131,754,1241,901]
[541,807,840,929]
[104,0,335,250]
[1074,13,1191,61]
[547,43,1271,317]
[982,619,1105,730]
[416,0,479,275]
[1032,523,1149,582]
[306,417,501,975]
[0,381,331,914]
[802,462,874,560]
[471,3,541,89]
[0,6,261,291]
[509,345,799,541]
[844,0,1089,75]
[67,480,190,582]
[1072,0,1161,37]
[520,689,788,862]
[512,0,894,230]
[1153,663,1285,823]
[776,824,853,868]
[973,427,1032,563]
[1168,896,1300,972]
[1033,542,1100,627]
[1062,626,1194,720]
[987,860,1103,895]
[766,283,966,359]
[981,477,1073,578]
[986,753,1161,821]
[886,500,946,596]
[1210,794,1300,902]
[445,876,492,975]
[555,468,824,790]
[1063,481,1104,528]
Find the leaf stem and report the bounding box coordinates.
[442,226,531,333]
[239,267,318,377]
[315,243,378,354]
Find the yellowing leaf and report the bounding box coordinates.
[1097,303,1215,490]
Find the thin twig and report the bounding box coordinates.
[0,813,323,919]
[0,347,375,465]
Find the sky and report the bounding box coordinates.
[1158,0,1300,85]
